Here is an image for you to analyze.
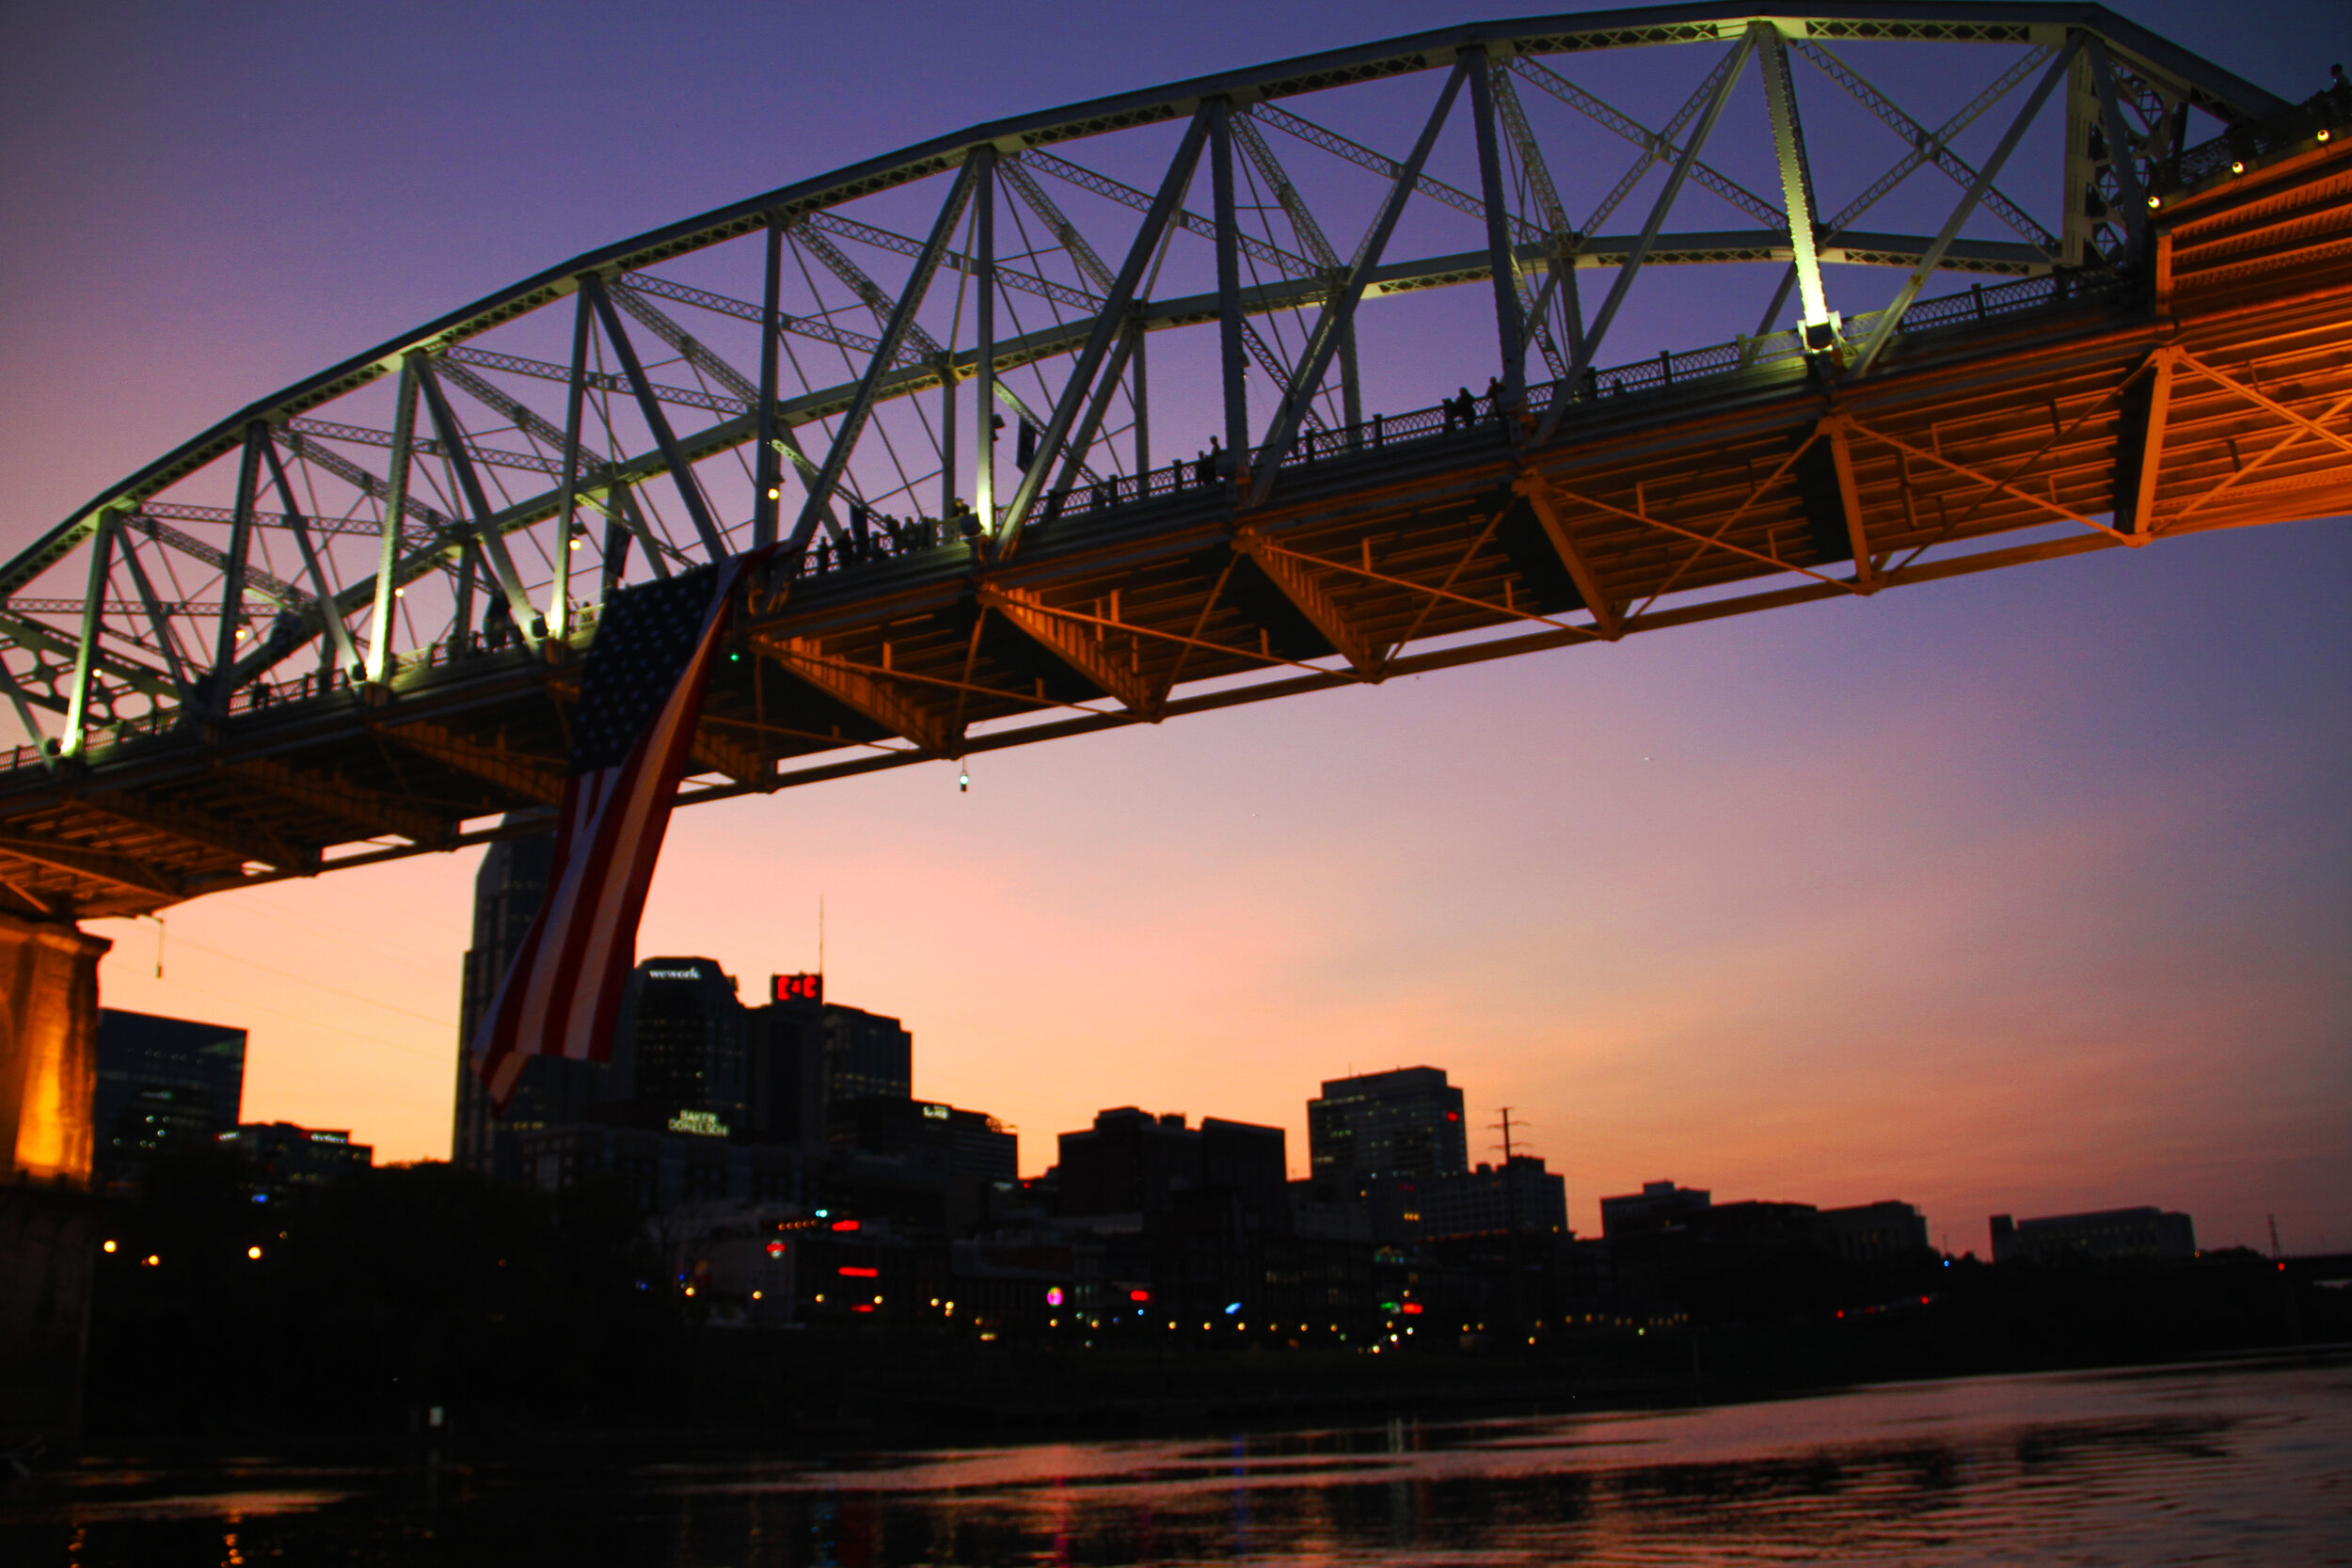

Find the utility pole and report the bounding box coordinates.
[1491,1108,1530,1338]
[1491,1108,1521,1233]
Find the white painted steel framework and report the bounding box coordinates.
[0,4,2289,775]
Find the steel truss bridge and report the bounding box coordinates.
[3,1,2349,922]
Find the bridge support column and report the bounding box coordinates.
[0,909,110,1452]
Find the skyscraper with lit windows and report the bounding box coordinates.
[1306,1066,1468,1195]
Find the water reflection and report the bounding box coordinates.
[6,1354,2346,1565]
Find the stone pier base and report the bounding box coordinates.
[1,909,111,1450]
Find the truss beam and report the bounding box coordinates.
[378,719,566,805]
[225,756,448,847]
[755,635,959,756]
[977,585,1162,715]
[79,789,312,872]
[1848,38,2080,379]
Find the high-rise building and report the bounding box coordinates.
[453,824,625,1178]
[829,1096,1017,1182]
[614,958,748,1132]
[1599,1179,1713,1239]
[1056,1107,1287,1227]
[92,1007,246,1185]
[1420,1155,1570,1240]
[1306,1067,1467,1195]
[451,840,936,1197]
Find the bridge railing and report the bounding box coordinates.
[2169,82,2352,191]
[762,264,2139,578]
[35,258,2145,766]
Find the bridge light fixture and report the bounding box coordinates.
[2230,159,2246,175]
[766,486,781,500]
[246,1245,262,1259]
[2146,193,2163,210]
[2319,128,2332,143]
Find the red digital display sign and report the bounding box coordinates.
[772,972,824,1004]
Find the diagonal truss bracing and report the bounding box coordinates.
[0,5,2315,879]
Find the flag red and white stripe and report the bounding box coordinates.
[469,556,749,1112]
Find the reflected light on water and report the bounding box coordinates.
[3,1354,2346,1566]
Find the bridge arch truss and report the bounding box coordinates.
[2,1,2346,917]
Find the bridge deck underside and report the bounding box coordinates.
[3,140,2348,922]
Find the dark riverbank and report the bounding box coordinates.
[66,1155,2350,1457]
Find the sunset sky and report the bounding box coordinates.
[5,0,2345,1254]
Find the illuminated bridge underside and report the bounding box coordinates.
[1,4,2346,919]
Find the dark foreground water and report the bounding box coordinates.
[7,1353,2347,1566]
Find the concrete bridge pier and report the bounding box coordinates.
[1,909,109,1452]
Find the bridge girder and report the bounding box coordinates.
[2,4,2343,916]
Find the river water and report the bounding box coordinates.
[7,1352,2347,1565]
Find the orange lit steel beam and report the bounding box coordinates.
[2162,385,2352,525]
[756,637,964,756]
[2164,352,2352,524]
[2172,351,2352,462]
[0,874,55,916]
[968,595,1339,681]
[1157,550,1238,694]
[1248,540,1608,645]
[1536,480,1861,600]
[379,719,566,806]
[977,585,1163,717]
[1635,432,1822,615]
[227,529,2148,874]
[79,789,310,872]
[1822,416,1877,591]
[224,755,449,846]
[1514,478,1623,638]
[0,830,181,901]
[687,722,768,786]
[1232,534,1386,678]
[1843,417,2129,544]
[695,710,911,756]
[2112,345,2176,537]
[1381,506,1510,661]
[1883,368,2144,572]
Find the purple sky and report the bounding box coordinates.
[5,1,2346,1253]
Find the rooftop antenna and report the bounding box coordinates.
[818,893,826,977]
[2268,1213,2281,1260]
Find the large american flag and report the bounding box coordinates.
[470,556,751,1112]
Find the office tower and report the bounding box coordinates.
[757,985,912,1112]
[1056,1107,1286,1224]
[1305,1066,1468,1194]
[829,1097,1018,1182]
[452,823,621,1177]
[91,1007,246,1185]
[1420,1155,1570,1240]
[612,958,747,1131]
